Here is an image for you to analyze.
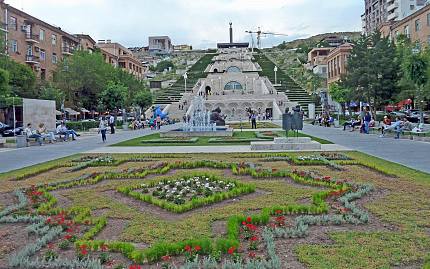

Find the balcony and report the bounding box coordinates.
[0,23,8,32]
[25,33,40,43]
[62,46,75,55]
[25,55,40,64]
[387,2,398,12]
[387,11,399,21]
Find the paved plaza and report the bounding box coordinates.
[1,123,429,174]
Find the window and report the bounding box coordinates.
[226,66,241,73]
[51,34,57,46]
[10,40,18,53]
[39,29,45,41]
[404,25,410,38]
[41,69,46,81]
[415,19,421,32]
[410,5,415,11]
[40,50,45,61]
[224,81,243,90]
[52,53,57,64]
[9,16,17,30]
[427,13,430,26]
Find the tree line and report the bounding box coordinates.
[0,40,152,114]
[330,32,430,117]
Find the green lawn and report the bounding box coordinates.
[111,130,333,147]
[228,121,281,129]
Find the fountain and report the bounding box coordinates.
[160,96,233,138]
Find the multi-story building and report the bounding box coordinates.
[380,4,430,46]
[173,44,192,52]
[97,40,145,80]
[386,0,427,22]
[362,0,428,34]
[148,36,173,54]
[327,43,353,86]
[0,0,81,80]
[75,34,96,53]
[306,47,332,78]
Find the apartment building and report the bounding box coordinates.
[97,40,145,80]
[306,47,332,78]
[380,4,430,46]
[0,0,81,80]
[326,43,353,86]
[75,34,96,53]
[148,36,173,54]
[362,0,427,34]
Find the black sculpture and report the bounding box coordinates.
[210,107,226,126]
[282,106,303,137]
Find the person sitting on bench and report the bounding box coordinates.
[24,123,43,146]
[343,117,360,131]
[56,122,79,141]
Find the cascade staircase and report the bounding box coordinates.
[253,52,322,115]
[154,53,216,105]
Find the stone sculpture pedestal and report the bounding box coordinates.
[250,137,321,151]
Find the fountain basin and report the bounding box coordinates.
[160,127,234,138]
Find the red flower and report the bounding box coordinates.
[324,176,331,180]
[129,265,142,269]
[47,243,54,249]
[161,255,171,261]
[80,249,88,255]
[64,234,72,240]
[184,245,192,252]
[227,246,236,255]
[246,223,257,231]
[84,220,90,225]
[46,217,51,224]
[248,252,256,258]
[246,217,252,223]
[242,221,246,225]
[275,210,282,215]
[101,244,109,251]
[250,236,258,241]
[79,244,87,250]
[194,245,201,252]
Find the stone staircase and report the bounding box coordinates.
[154,53,217,105]
[253,52,322,115]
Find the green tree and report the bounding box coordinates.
[39,85,65,109]
[0,58,36,98]
[329,82,351,115]
[99,81,127,112]
[155,60,175,72]
[132,89,152,110]
[341,33,399,118]
[0,68,10,97]
[54,51,115,109]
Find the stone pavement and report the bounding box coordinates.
[85,143,349,154]
[301,124,430,174]
[0,124,180,173]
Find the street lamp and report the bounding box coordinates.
[274,66,278,85]
[183,72,188,93]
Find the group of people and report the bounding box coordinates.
[98,114,116,143]
[314,114,335,127]
[342,110,375,134]
[24,122,80,146]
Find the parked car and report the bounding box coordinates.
[0,122,23,137]
[389,111,406,118]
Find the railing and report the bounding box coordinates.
[25,55,40,62]
[62,46,75,54]
[25,33,39,41]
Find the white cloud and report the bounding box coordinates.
[4,0,364,49]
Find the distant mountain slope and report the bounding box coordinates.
[277,32,361,50]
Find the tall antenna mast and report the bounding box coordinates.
[229,22,233,43]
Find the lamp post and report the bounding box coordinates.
[183,72,188,93]
[274,66,278,85]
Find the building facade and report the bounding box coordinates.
[75,34,96,53]
[148,36,173,54]
[327,43,353,86]
[380,4,430,46]
[97,40,146,80]
[362,0,427,34]
[0,0,81,80]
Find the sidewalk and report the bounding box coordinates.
[301,124,430,174]
[0,124,180,173]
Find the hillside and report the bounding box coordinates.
[276,32,361,50]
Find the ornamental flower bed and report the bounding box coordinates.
[118,173,256,213]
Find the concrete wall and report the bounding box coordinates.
[23,98,56,131]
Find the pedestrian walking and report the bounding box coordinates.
[109,114,115,134]
[99,117,107,143]
[251,113,257,129]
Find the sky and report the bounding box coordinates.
[6,0,364,49]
